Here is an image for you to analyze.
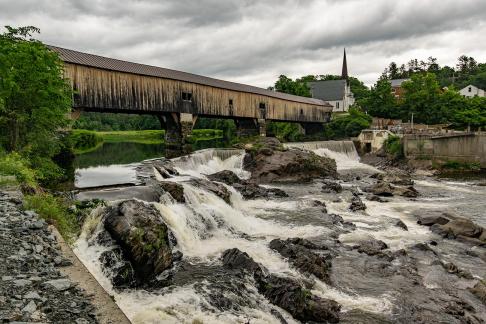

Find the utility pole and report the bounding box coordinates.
[411,113,414,134]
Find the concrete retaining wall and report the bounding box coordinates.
[403,133,486,168]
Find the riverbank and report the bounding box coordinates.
[0,190,129,323]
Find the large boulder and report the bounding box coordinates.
[371,171,413,186]
[431,217,484,240]
[208,170,288,200]
[365,181,418,198]
[104,200,173,284]
[243,138,337,183]
[269,238,332,283]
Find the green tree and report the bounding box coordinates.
[274,75,311,97]
[358,79,398,118]
[0,26,73,182]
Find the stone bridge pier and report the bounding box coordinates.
[301,122,325,136]
[235,118,266,137]
[158,113,197,158]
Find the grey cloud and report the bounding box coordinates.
[1,0,485,87]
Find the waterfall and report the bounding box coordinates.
[285,141,378,172]
[171,148,248,178]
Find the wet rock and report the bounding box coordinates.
[186,178,231,204]
[156,181,185,203]
[269,238,332,283]
[221,248,262,273]
[431,217,484,240]
[395,219,408,231]
[153,160,179,178]
[353,239,388,256]
[365,182,394,197]
[257,274,341,323]
[371,171,413,186]
[207,170,241,185]
[469,280,486,304]
[99,247,136,288]
[221,248,341,323]
[365,181,418,198]
[366,194,389,203]
[104,200,173,283]
[207,170,288,200]
[417,215,451,226]
[321,180,343,193]
[243,137,338,183]
[349,196,366,212]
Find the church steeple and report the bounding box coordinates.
[341,48,349,82]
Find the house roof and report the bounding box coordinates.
[48,45,326,106]
[390,79,410,87]
[308,79,347,101]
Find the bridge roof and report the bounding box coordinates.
[48,45,328,107]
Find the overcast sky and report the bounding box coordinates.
[2,0,486,88]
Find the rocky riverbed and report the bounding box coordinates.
[0,190,100,323]
[69,139,486,323]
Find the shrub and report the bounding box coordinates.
[0,152,37,187]
[24,193,79,241]
[384,135,403,159]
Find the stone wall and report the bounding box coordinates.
[403,133,486,168]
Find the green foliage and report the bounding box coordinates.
[194,118,236,140]
[24,193,79,241]
[0,26,73,185]
[383,135,403,159]
[440,160,481,171]
[74,112,160,131]
[358,79,400,118]
[323,108,372,139]
[267,122,304,142]
[273,75,312,97]
[0,151,36,187]
[0,26,72,155]
[69,130,103,154]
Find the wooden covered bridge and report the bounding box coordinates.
[49,46,333,156]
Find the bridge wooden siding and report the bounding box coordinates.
[51,46,332,123]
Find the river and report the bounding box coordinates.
[71,141,486,323]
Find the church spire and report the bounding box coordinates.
[341,48,349,82]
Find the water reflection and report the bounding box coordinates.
[73,139,230,188]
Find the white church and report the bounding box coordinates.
[307,49,355,112]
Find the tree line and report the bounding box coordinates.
[270,54,486,133]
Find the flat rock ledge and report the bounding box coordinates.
[0,190,125,324]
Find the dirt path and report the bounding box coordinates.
[51,226,131,324]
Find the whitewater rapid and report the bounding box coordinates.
[73,143,486,323]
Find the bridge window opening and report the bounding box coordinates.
[229,99,233,107]
[259,102,266,109]
[182,92,192,101]
[300,108,304,115]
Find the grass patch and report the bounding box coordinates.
[23,193,79,242]
[439,160,481,172]
[98,130,165,144]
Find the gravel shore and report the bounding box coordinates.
[0,190,123,323]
